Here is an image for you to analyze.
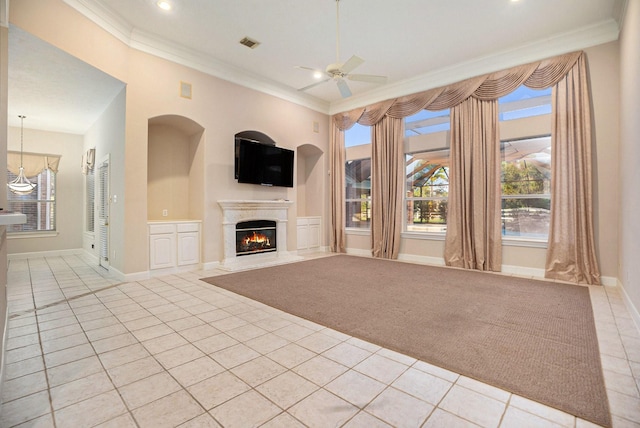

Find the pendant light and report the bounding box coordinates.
[8,115,36,195]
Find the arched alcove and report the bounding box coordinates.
[296,143,324,217]
[147,115,205,221]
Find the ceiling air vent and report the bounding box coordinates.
[239,37,260,49]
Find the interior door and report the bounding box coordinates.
[98,156,110,269]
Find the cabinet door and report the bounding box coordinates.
[150,233,176,269]
[297,223,309,250]
[309,223,321,248]
[177,232,200,266]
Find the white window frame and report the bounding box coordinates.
[6,168,57,235]
[345,157,372,231]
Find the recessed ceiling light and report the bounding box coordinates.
[313,71,323,79]
[157,1,172,11]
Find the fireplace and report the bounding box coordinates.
[218,200,302,271]
[236,220,276,256]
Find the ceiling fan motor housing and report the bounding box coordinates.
[326,63,345,77]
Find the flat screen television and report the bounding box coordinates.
[235,138,294,188]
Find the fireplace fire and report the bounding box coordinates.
[236,220,277,256]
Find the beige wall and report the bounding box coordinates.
[9,0,330,276]
[6,127,84,254]
[82,88,126,259]
[619,1,640,315]
[6,0,625,286]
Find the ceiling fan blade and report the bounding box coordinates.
[348,74,388,84]
[341,55,364,74]
[298,78,330,92]
[295,65,320,72]
[336,79,352,98]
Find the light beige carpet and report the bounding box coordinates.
[202,255,610,427]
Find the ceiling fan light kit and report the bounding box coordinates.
[297,0,387,98]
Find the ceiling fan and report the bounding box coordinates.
[297,0,388,98]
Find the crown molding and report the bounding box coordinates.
[129,29,330,114]
[62,0,132,44]
[61,0,619,118]
[328,18,621,114]
[63,0,330,114]
[613,0,629,33]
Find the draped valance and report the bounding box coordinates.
[332,51,583,130]
[7,151,61,177]
[82,148,96,175]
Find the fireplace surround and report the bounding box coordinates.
[218,200,302,271]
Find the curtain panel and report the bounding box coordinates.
[545,55,601,285]
[371,116,404,259]
[8,151,61,176]
[329,124,347,253]
[330,50,600,283]
[444,98,502,271]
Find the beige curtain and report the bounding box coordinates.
[445,97,502,271]
[329,122,346,253]
[329,50,600,281]
[371,116,404,259]
[332,51,583,130]
[545,55,601,284]
[8,151,60,176]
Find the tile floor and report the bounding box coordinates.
[1,253,639,427]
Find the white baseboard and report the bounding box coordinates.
[0,295,8,407]
[617,278,640,334]
[8,248,85,260]
[202,261,221,271]
[397,253,445,266]
[345,248,371,257]
[501,264,546,278]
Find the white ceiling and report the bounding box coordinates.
[8,26,126,134]
[8,0,624,134]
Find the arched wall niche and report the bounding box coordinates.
[147,114,205,221]
[296,143,324,218]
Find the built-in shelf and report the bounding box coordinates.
[0,212,27,225]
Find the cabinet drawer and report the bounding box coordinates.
[177,222,199,233]
[149,223,176,234]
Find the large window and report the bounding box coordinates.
[345,159,371,229]
[500,136,551,240]
[7,169,56,233]
[402,85,552,240]
[405,149,449,233]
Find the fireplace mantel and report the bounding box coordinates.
[218,200,302,271]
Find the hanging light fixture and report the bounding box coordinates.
[8,115,36,195]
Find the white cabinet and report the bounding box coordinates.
[149,221,200,270]
[177,223,200,266]
[297,217,321,251]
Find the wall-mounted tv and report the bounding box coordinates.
[235,138,294,188]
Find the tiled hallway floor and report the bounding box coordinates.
[1,253,639,427]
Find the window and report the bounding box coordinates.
[405,149,449,233]
[499,85,551,121]
[500,136,551,240]
[345,159,371,229]
[86,168,95,233]
[345,123,371,148]
[405,109,451,137]
[7,169,56,233]
[402,85,552,240]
